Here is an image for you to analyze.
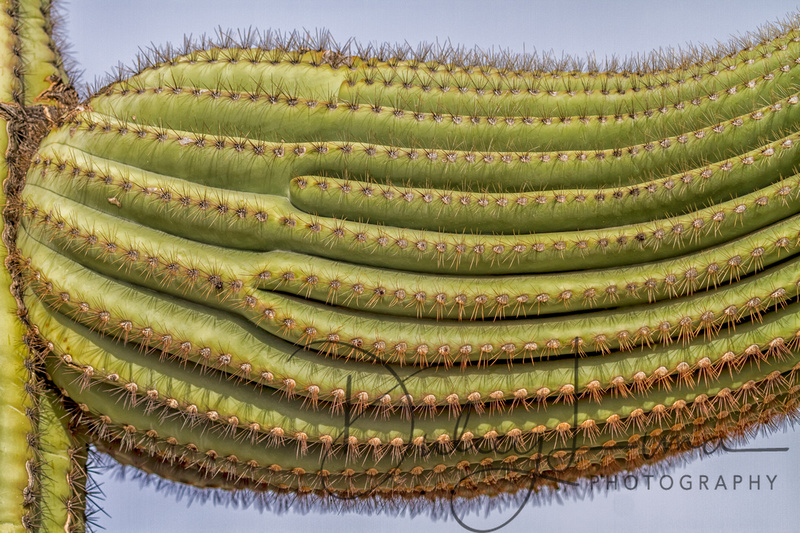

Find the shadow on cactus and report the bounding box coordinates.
[3,2,800,530]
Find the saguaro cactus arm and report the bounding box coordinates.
[4,5,800,530]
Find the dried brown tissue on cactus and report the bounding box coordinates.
[5,3,800,530]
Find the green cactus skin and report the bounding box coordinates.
[5,5,800,529]
[0,112,32,533]
[0,2,81,532]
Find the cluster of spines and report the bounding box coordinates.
[32,268,800,449]
[18,243,800,428]
[95,18,800,96]
[286,128,800,234]
[99,57,800,121]
[60,96,800,195]
[71,398,800,498]
[23,133,800,281]
[20,197,800,370]
[37,333,800,497]
[87,67,800,164]
[22,157,800,315]
[36,300,800,444]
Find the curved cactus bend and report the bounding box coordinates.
[4,5,800,531]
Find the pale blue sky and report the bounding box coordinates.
[64,2,800,532]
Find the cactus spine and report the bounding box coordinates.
[4,5,800,529]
